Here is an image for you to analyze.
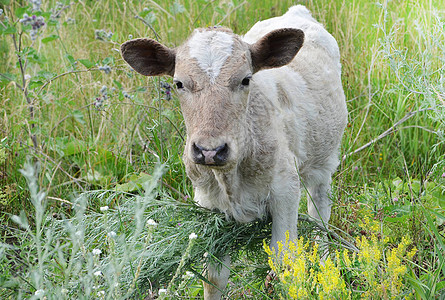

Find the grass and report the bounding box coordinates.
[0,0,444,298]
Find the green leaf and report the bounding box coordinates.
[383,204,412,223]
[14,6,28,18]
[113,80,122,90]
[72,110,85,124]
[78,59,95,69]
[431,189,445,208]
[111,32,119,42]
[102,56,114,65]
[1,25,17,35]
[41,34,59,43]
[65,54,76,66]
[64,139,87,156]
[28,80,44,89]
[22,47,45,65]
[0,73,15,83]
[37,70,57,80]
[115,172,152,192]
[11,211,29,230]
[139,8,150,18]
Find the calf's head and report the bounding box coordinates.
[121,28,304,168]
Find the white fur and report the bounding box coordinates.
[188,30,234,83]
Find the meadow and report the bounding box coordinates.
[0,0,444,298]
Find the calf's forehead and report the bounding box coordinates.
[176,29,251,84]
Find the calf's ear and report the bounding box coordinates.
[249,28,304,73]
[121,38,175,76]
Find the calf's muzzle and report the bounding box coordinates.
[192,143,229,166]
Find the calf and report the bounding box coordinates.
[121,5,347,299]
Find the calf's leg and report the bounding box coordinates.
[203,255,230,300]
[307,182,332,225]
[270,172,300,250]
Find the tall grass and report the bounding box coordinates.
[1,0,444,298]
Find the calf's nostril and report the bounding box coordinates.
[215,143,229,162]
[192,143,229,166]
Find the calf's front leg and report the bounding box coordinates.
[270,173,300,250]
[203,255,231,300]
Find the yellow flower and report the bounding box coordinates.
[309,242,319,264]
[343,249,352,267]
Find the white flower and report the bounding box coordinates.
[108,231,116,237]
[97,290,105,296]
[146,219,158,227]
[92,248,102,255]
[189,232,197,240]
[100,206,109,212]
[158,288,167,295]
[182,271,194,280]
[35,289,44,296]
[94,270,102,276]
[24,74,31,81]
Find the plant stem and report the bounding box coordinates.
[342,107,434,161]
[12,33,38,149]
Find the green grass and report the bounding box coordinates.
[0,0,444,298]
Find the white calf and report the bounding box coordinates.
[121,5,347,299]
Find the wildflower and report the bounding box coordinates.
[393,197,399,202]
[93,97,104,109]
[128,34,133,39]
[100,205,109,212]
[108,231,116,238]
[95,29,113,41]
[97,290,105,296]
[94,270,102,276]
[182,271,194,280]
[30,0,42,11]
[343,248,352,267]
[98,65,111,74]
[100,85,108,97]
[35,289,44,296]
[92,248,102,255]
[24,74,31,81]
[189,232,197,240]
[0,8,3,16]
[442,172,445,178]
[146,219,158,227]
[122,90,134,99]
[161,81,172,100]
[51,2,65,20]
[159,288,167,295]
[20,14,45,40]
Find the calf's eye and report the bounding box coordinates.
[175,81,184,89]
[241,77,250,86]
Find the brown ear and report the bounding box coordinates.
[121,38,175,76]
[249,28,304,73]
